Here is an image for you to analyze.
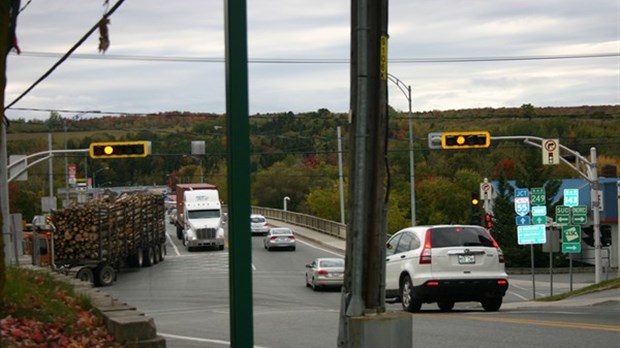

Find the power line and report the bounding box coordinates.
[4,0,127,112]
[12,51,619,64]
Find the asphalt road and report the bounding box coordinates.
[104,222,345,347]
[100,221,620,348]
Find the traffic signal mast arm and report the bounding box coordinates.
[491,135,595,183]
[7,149,89,183]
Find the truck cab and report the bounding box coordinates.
[182,189,225,251]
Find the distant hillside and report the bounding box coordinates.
[7,104,619,135]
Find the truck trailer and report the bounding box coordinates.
[50,191,166,286]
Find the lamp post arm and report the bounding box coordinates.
[386,73,410,102]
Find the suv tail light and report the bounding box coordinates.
[317,270,329,275]
[485,230,505,263]
[419,229,432,264]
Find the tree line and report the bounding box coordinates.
[6,104,620,266]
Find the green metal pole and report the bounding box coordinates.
[224,1,253,347]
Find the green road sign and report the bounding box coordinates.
[562,225,581,243]
[555,205,570,224]
[572,205,588,225]
[517,224,546,245]
[562,243,581,253]
[531,187,545,206]
[564,188,579,207]
[532,215,546,225]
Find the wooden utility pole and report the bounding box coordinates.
[338,0,412,347]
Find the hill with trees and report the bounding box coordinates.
[6,104,620,266]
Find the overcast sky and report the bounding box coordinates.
[4,0,619,120]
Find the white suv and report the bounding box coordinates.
[385,225,508,312]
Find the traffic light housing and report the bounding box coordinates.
[581,225,612,247]
[470,192,481,225]
[484,213,493,229]
[89,141,149,159]
[600,225,612,246]
[471,192,480,207]
[582,226,594,247]
[441,131,490,149]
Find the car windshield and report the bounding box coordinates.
[187,209,220,219]
[271,229,291,235]
[430,226,494,248]
[251,217,265,223]
[320,259,344,268]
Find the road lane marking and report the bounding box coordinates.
[295,238,344,257]
[165,231,181,256]
[159,332,269,348]
[417,313,620,332]
[507,290,530,301]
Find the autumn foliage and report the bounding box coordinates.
[1,267,123,347]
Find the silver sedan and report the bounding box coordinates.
[305,257,345,291]
[263,227,296,251]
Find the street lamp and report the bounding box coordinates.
[387,73,416,226]
[283,196,290,211]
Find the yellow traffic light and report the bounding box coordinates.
[441,131,490,149]
[471,192,480,206]
[89,141,149,159]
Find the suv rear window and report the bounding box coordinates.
[430,226,493,248]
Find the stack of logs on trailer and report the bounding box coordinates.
[51,191,166,286]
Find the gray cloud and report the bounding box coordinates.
[5,0,618,120]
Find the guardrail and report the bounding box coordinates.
[251,206,347,240]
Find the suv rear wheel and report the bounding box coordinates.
[481,296,503,311]
[437,300,455,312]
[400,275,422,312]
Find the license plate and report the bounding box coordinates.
[458,255,475,264]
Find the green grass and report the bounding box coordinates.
[536,276,620,302]
[3,266,92,327]
[1,266,124,347]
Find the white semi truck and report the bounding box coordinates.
[176,184,225,251]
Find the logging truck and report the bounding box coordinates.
[50,191,166,286]
[174,183,225,251]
